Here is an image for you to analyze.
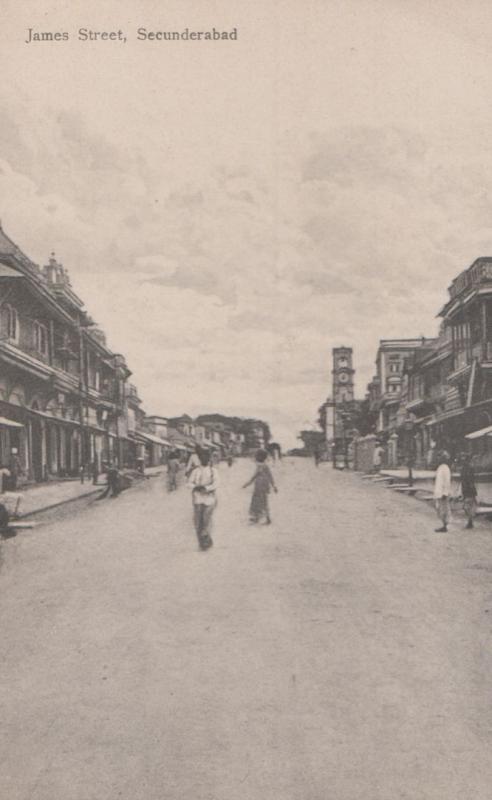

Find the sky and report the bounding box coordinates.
[3,0,492,448]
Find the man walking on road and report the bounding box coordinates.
[434,450,452,532]
[167,451,181,491]
[188,449,219,550]
[460,453,477,530]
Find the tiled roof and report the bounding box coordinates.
[0,226,18,256]
[0,226,42,282]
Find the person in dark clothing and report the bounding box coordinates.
[0,465,11,494]
[97,463,121,499]
[0,502,16,538]
[460,454,477,529]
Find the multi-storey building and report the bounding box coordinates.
[384,257,492,469]
[368,338,431,436]
[0,225,132,482]
[420,258,492,467]
[403,327,452,466]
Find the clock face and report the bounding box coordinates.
[339,372,349,383]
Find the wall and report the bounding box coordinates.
[353,434,377,472]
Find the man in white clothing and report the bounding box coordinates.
[188,449,219,550]
[434,450,452,532]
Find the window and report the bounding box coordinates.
[4,305,19,342]
[389,363,400,373]
[34,321,48,356]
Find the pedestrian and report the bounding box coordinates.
[185,446,202,478]
[434,450,452,532]
[97,462,121,499]
[167,451,181,491]
[460,453,477,530]
[243,448,278,525]
[427,438,437,469]
[8,448,22,490]
[314,446,320,467]
[373,441,384,473]
[188,449,219,551]
[136,456,145,474]
[0,464,11,494]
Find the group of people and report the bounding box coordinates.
[183,446,278,551]
[370,439,480,532]
[433,451,478,533]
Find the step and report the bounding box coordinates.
[1,521,37,530]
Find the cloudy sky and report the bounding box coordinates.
[3,0,492,447]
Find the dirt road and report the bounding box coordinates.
[1,458,492,799]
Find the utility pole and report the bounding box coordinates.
[78,323,87,480]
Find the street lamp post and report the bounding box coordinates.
[339,407,351,470]
[404,416,415,487]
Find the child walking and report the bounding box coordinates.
[243,449,278,525]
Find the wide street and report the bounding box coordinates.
[1,457,492,800]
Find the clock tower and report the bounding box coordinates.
[332,346,355,405]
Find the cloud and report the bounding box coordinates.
[4,96,492,447]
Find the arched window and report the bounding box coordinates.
[33,321,48,356]
[4,304,19,342]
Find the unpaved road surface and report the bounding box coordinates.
[1,459,492,799]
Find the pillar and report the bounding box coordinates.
[388,432,399,468]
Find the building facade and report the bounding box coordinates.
[405,258,492,469]
[0,226,132,483]
[367,339,432,436]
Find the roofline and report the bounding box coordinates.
[378,338,431,346]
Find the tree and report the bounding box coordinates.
[338,398,377,438]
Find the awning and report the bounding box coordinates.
[167,435,195,450]
[28,408,80,426]
[465,425,492,440]
[137,431,170,446]
[0,263,23,279]
[0,415,23,428]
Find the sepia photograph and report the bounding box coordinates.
[1,1,492,797]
